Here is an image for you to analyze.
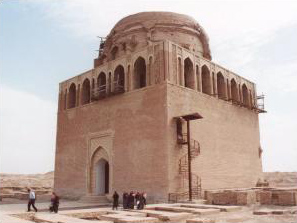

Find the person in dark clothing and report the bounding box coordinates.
[136,194,142,210]
[27,189,38,212]
[122,192,128,209]
[137,193,146,210]
[128,191,135,209]
[143,192,147,206]
[135,192,140,207]
[112,191,119,210]
[49,192,59,213]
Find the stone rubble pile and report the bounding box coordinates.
[205,187,297,206]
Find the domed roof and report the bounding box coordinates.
[113,11,204,31]
[100,12,211,62]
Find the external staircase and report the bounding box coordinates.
[169,133,202,202]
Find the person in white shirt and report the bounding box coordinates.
[27,188,38,212]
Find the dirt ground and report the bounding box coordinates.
[0,172,297,223]
[3,204,297,223]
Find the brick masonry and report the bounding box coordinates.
[54,12,264,202]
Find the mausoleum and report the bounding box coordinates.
[54,12,265,202]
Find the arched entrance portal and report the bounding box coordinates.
[88,146,111,195]
[95,159,109,195]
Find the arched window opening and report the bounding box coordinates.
[184,58,195,89]
[249,90,254,107]
[97,72,107,98]
[108,72,112,94]
[239,84,242,102]
[196,65,200,91]
[77,84,80,106]
[92,78,95,89]
[212,72,216,94]
[114,65,125,93]
[148,56,153,86]
[231,79,239,102]
[133,57,146,89]
[178,57,182,86]
[81,78,91,105]
[58,92,62,111]
[67,83,76,109]
[127,65,131,91]
[242,84,250,107]
[227,79,230,99]
[111,46,119,60]
[64,89,67,110]
[201,65,211,95]
[217,72,226,99]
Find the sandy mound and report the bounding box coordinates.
[264,172,297,187]
[0,171,54,201]
[0,171,54,188]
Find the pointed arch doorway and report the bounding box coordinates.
[95,158,109,195]
[88,146,111,196]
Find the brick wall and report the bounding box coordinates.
[166,84,263,193]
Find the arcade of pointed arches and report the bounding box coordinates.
[61,56,256,110]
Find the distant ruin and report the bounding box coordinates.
[54,12,266,202]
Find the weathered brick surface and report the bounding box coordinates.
[55,12,263,202]
[205,190,257,205]
[275,191,296,206]
[211,191,237,205]
[166,84,262,194]
[204,191,214,204]
[55,84,169,201]
[236,190,256,205]
[259,191,272,205]
[255,189,261,202]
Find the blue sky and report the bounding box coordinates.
[0,1,97,100]
[0,0,297,173]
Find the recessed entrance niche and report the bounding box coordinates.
[95,159,109,195]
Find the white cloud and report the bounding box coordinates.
[30,0,297,45]
[0,85,57,174]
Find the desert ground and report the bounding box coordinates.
[1,171,296,198]
[0,171,54,188]
[0,171,53,203]
[0,172,296,223]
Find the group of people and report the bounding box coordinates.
[27,189,59,213]
[112,191,147,210]
[28,188,146,213]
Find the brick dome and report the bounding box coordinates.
[100,12,211,61]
